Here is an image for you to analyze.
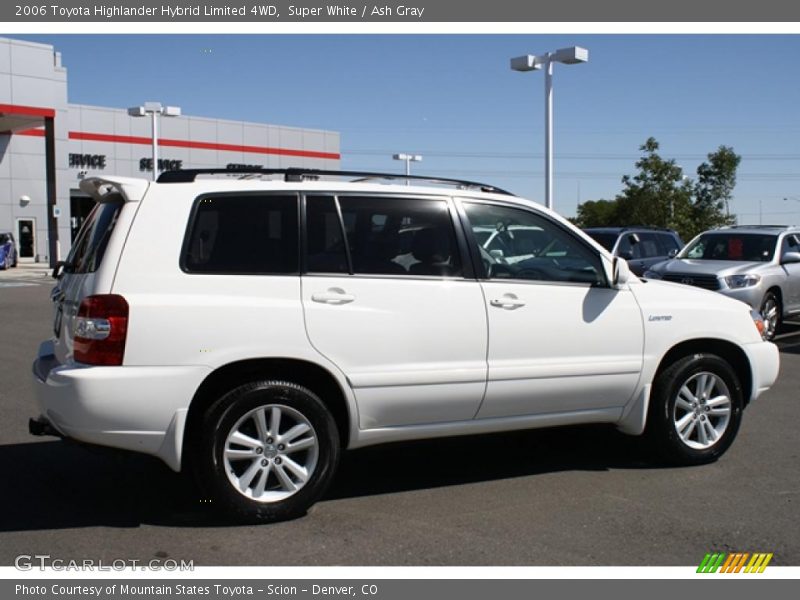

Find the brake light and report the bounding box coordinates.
[73,295,129,366]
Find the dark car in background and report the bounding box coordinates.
[583,226,683,276]
[0,231,18,270]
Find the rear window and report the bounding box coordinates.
[182,194,299,274]
[66,198,123,274]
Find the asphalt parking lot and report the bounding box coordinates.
[0,267,798,566]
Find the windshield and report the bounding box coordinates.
[584,231,618,251]
[679,233,777,262]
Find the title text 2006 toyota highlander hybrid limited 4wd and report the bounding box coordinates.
[31,169,779,522]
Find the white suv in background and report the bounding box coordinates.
[31,168,780,523]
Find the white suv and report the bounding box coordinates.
[31,169,780,523]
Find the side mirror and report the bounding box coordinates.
[52,260,66,279]
[612,256,632,288]
[781,251,800,264]
[668,248,679,258]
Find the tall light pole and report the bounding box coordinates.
[511,46,589,212]
[393,153,422,185]
[128,102,181,181]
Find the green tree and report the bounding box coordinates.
[614,137,693,234]
[690,145,740,239]
[572,198,620,227]
[572,138,741,241]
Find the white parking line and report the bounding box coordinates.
[0,281,40,288]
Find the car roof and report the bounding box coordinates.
[583,226,677,234]
[708,225,800,235]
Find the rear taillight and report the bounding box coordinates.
[73,294,129,366]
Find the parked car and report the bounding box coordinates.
[31,169,779,523]
[644,225,800,341]
[0,231,17,269]
[583,226,683,276]
[0,231,18,270]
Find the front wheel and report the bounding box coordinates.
[646,354,743,465]
[760,292,781,341]
[196,380,340,523]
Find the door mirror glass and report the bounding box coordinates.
[613,256,632,287]
[668,248,679,258]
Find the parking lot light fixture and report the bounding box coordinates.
[393,153,422,185]
[511,46,589,212]
[128,102,182,181]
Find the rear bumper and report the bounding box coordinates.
[31,340,210,471]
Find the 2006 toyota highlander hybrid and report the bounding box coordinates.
[31,168,779,522]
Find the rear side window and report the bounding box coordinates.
[66,198,123,274]
[182,194,298,274]
[306,195,462,277]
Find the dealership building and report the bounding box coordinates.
[0,36,341,266]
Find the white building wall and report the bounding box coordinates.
[0,37,70,263]
[0,36,341,262]
[67,104,340,185]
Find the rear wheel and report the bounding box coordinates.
[760,292,781,341]
[646,354,743,465]
[196,380,340,523]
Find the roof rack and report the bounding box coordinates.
[721,224,795,230]
[156,167,514,195]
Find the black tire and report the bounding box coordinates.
[645,353,743,466]
[195,380,340,523]
[760,291,781,341]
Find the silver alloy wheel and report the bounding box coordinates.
[223,403,319,503]
[672,372,732,450]
[761,295,779,340]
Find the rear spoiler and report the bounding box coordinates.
[79,176,150,203]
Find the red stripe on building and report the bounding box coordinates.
[69,131,340,160]
[14,128,46,137]
[0,103,55,118]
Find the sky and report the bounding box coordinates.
[10,34,800,223]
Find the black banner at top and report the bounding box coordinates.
[2,0,800,22]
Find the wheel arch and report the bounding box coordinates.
[181,357,352,473]
[655,338,753,406]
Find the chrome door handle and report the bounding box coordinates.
[311,288,355,305]
[490,294,526,309]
